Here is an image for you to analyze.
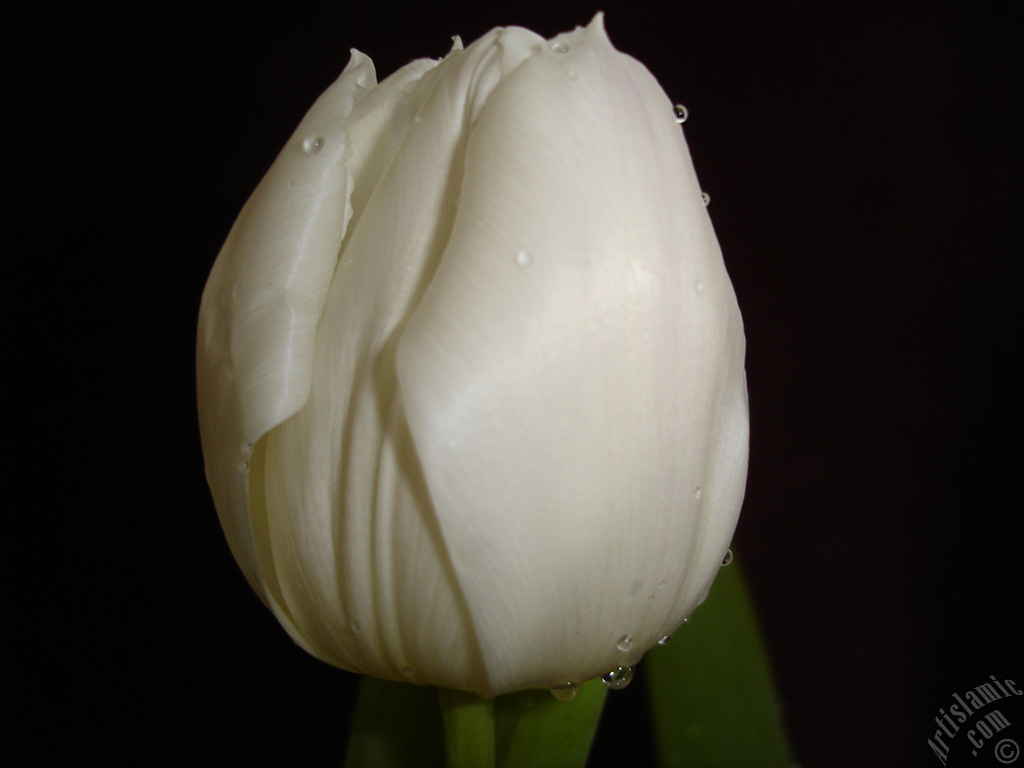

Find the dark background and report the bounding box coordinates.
[37,0,1020,765]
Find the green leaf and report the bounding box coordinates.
[343,676,445,768]
[645,557,795,767]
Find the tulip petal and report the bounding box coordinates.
[197,50,438,645]
[396,16,748,694]
[197,49,374,611]
[253,28,550,688]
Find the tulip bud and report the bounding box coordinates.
[197,14,748,698]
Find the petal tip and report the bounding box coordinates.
[342,48,377,88]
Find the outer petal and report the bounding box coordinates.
[395,15,749,695]
[253,27,548,689]
[197,51,438,639]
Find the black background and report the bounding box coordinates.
[32,0,1020,765]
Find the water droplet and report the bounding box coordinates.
[616,634,633,652]
[674,104,689,123]
[601,666,634,690]
[400,666,414,677]
[550,681,579,701]
[682,616,690,623]
[349,621,361,634]
[244,442,253,452]
[302,136,325,155]
[701,192,711,207]
[694,485,703,498]
[658,634,672,646]
[551,41,569,53]
[658,580,666,590]
[515,250,532,267]
[240,460,249,471]
[721,548,733,566]
[647,594,656,602]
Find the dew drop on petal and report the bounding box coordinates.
[674,104,689,123]
[658,634,672,646]
[551,41,569,53]
[550,681,579,701]
[616,634,633,652]
[515,250,532,267]
[694,485,703,498]
[701,192,711,207]
[695,281,705,293]
[682,616,690,623]
[240,460,249,471]
[302,136,325,155]
[601,666,634,690]
[721,548,734,566]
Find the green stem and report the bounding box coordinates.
[495,680,607,768]
[342,676,444,768]
[438,688,496,768]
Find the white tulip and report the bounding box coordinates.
[197,14,748,698]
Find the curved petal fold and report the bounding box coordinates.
[396,17,748,694]
[198,50,378,601]
[247,26,551,690]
